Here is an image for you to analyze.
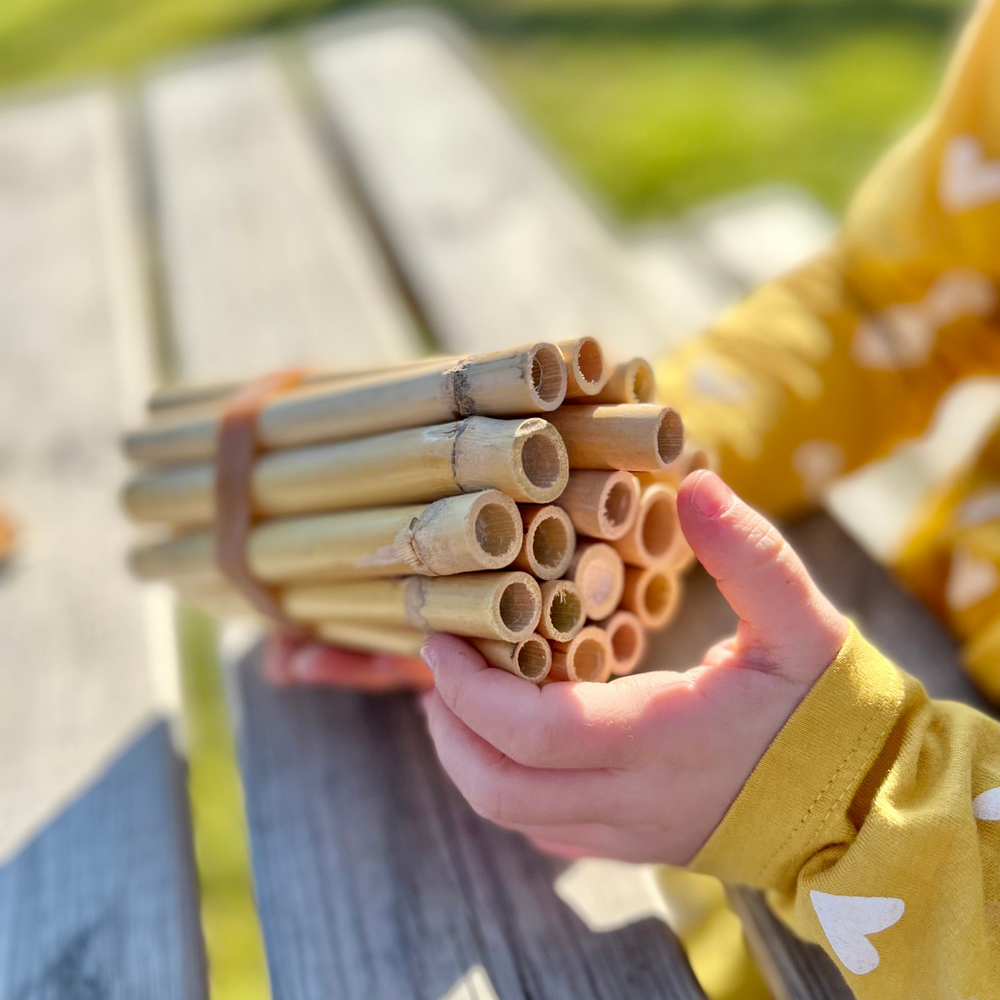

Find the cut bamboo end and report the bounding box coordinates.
[555,470,640,542]
[610,483,681,567]
[558,337,608,398]
[121,416,566,526]
[314,621,428,657]
[123,344,567,465]
[513,505,576,581]
[470,634,552,683]
[126,489,522,585]
[565,541,625,621]
[545,404,683,471]
[598,611,647,676]
[283,571,542,643]
[621,565,681,630]
[588,358,656,405]
[397,490,522,576]
[454,417,568,504]
[548,626,613,683]
[537,580,585,643]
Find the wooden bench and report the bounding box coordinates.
[0,11,983,999]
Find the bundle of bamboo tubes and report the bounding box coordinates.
[121,339,708,685]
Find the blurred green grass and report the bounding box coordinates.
[0,1,966,997]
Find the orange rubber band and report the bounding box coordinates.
[214,369,311,636]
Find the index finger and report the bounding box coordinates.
[421,633,700,770]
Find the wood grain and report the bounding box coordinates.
[307,12,670,360]
[142,46,423,380]
[0,88,206,993]
[0,723,207,999]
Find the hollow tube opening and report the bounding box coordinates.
[641,495,676,559]
[520,433,562,490]
[604,482,635,528]
[631,362,655,403]
[610,622,639,661]
[499,581,537,633]
[530,345,566,404]
[575,339,604,387]
[531,514,570,570]
[573,639,605,682]
[644,573,671,616]
[548,588,583,635]
[656,410,684,465]
[517,639,549,680]
[475,503,518,557]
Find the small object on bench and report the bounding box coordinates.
[0,503,14,566]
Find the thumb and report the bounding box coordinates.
[677,470,848,677]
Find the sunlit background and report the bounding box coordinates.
[0,1,972,997]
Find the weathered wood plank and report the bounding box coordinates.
[307,12,669,360]
[0,88,206,996]
[142,46,423,380]
[236,651,706,1000]
[649,511,983,1000]
[0,722,207,999]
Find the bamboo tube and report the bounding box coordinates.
[536,580,585,643]
[544,404,683,471]
[621,565,681,630]
[282,571,542,643]
[314,621,428,657]
[564,541,625,621]
[586,358,655,405]
[558,337,608,398]
[555,470,640,542]
[598,611,647,676]
[146,356,457,415]
[173,578,260,620]
[124,343,568,465]
[470,635,552,683]
[610,483,682,567]
[128,490,523,585]
[122,416,568,526]
[512,505,576,581]
[548,626,613,683]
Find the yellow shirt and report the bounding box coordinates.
[656,0,1000,697]
[693,625,1000,998]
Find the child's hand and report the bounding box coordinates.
[420,470,848,865]
[265,635,434,692]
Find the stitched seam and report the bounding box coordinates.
[758,702,897,883]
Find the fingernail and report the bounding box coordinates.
[689,471,734,519]
[420,642,437,671]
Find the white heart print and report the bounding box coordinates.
[973,787,1000,821]
[940,135,1000,212]
[811,890,905,975]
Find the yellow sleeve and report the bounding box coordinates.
[691,626,1000,998]
[656,0,1000,518]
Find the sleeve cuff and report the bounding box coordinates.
[690,624,906,893]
